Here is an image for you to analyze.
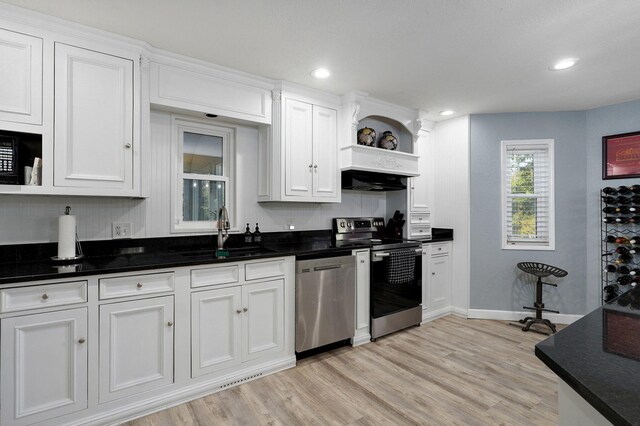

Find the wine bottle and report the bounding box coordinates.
[631,184,640,194]
[633,275,640,284]
[602,196,617,205]
[603,206,618,214]
[252,223,262,245]
[617,265,631,274]
[618,186,632,194]
[615,253,633,264]
[616,247,632,255]
[615,237,630,244]
[617,275,633,285]
[629,236,640,244]
[630,268,640,276]
[603,217,617,224]
[604,264,618,273]
[602,187,618,195]
[604,284,618,293]
[617,196,632,204]
[632,195,640,204]
[630,216,640,224]
[244,223,253,245]
[616,217,631,224]
[604,235,617,243]
[616,206,637,214]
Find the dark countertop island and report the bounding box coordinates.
[535,306,640,426]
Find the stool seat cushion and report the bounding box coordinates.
[517,262,568,278]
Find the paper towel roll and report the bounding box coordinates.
[58,215,76,258]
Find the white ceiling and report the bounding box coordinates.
[5,0,640,121]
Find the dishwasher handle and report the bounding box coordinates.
[314,264,343,271]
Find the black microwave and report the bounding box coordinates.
[0,135,19,184]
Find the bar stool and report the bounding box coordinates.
[514,262,567,334]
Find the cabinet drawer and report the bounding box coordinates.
[245,259,285,281]
[410,213,430,224]
[431,243,450,256]
[0,281,87,313]
[410,225,432,239]
[99,272,174,300]
[191,264,240,288]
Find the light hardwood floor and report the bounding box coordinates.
[124,316,559,425]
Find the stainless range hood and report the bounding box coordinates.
[341,170,407,191]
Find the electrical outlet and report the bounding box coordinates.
[112,222,131,239]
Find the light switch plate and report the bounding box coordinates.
[112,222,131,239]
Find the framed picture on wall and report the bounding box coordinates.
[603,131,640,179]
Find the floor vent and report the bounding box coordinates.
[219,372,263,389]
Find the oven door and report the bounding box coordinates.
[370,247,422,319]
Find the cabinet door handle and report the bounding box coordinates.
[432,272,436,275]
[136,283,143,288]
[236,309,242,314]
[167,321,174,327]
[78,338,86,344]
[360,259,365,263]
[243,307,248,312]
[314,165,318,169]
[125,142,132,148]
[308,164,313,169]
[41,293,49,300]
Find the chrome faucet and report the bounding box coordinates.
[217,206,230,250]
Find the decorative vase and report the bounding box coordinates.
[357,127,376,146]
[377,131,397,150]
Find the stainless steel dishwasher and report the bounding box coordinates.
[295,254,356,353]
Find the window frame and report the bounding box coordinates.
[170,115,236,234]
[501,139,555,251]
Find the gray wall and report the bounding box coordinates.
[470,112,588,315]
[585,100,640,309]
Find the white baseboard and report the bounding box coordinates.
[450,306,468,318]
[467,309,583,325]
[351,332,371,346]
[422,306,451,323]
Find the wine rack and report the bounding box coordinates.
[601,185,640,304]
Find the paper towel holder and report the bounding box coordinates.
[51,206,84,263]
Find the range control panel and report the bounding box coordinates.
[333,217,385,234]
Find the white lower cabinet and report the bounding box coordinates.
[191,279,284,378]
[422,242,452,319]
[352,249,370,344]
[99,295,174,403]
[0,308,88,426]
[429,253,451,311]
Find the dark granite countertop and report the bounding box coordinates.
[0,227,454,285]
[535,306,640,426]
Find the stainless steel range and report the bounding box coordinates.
[332,217,422,341]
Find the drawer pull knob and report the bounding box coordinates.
[136,283,143,288]
[167,321,173,327]
[360,259,365,263]
[78,338,85,344]
[243,307,248,312]
[309,164,313,169]
[236,309,242,314]
[125,142,132,148]
[41,293,49,300]
[432,272,436,275]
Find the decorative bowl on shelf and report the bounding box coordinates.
[357,127,376,146]
[377,131,398,150]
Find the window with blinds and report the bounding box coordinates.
[501,139,555,250]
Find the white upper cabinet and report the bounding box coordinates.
[259,86,340,203]
[54,43,135,192]
[410,129,431,212]
[0,28,42,125]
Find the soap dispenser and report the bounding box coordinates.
[244,223,253,245]
[253,223,262,246]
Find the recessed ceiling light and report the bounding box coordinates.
[550,58,579,71]
[311,68,331,79]
[439,110,455,116]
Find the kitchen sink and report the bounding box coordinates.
[179,246,276,259]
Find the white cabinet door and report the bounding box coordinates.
[429,254,451,311]
[1,308,87,426]
[353,249,370,342]
[191,287,242,377]
[0,28,42,125]
[242,279,284,361]
[54,43,134,190]
[312,105,338,198]
[99,296,174,403]
[284,98,313,197]
[410,131,430,211]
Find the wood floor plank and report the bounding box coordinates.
[124,316,559,425]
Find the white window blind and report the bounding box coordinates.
[501,139,555,250]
